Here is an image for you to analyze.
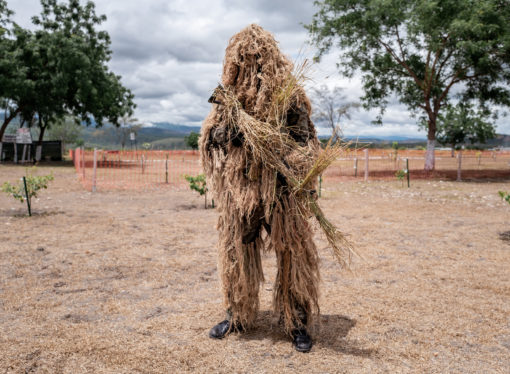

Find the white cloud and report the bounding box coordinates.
[8,0,510,137]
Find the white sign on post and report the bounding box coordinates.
[130,132,136,141]
[16,128,33,144]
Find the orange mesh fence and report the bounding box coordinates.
[323,149,510,181]
[71,149,202,191]
[71,148,510,191]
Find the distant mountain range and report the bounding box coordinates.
[81,122,432,149]
[80,122,201,150]
[335,135,426,143]
[80,122,510,149]
[3,118,508,149]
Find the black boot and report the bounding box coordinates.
[208,319,244,339]
[291,304,312,352]
[292,328,313,353]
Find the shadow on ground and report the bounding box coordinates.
[238,310,376,356]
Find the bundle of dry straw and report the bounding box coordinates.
[215,61,358,268]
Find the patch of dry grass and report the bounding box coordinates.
[0,164,509,373]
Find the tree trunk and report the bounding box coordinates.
[36,123,47,162]
[38,124,47,144]
[0,109,20,141]
[451,146,455,157]
[424,119,436,171]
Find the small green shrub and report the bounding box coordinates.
[499,191,510,204]
[2,168,54,215]
[395,169,406,186]
[185,174,210,208]
[185,174,207,196]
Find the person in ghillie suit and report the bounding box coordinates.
[200,24,322,352]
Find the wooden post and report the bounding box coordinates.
[406,158,410,188]
[364,149,369,182]
[0,142,3,162]
[14,143,18,163]
[92,148,97,192]
[354,157,358,177]
[165,154,169,184]
[457,148,462,182]
[81,146,85,179]
[141,155,145,174]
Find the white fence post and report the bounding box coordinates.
[35,145,42,162]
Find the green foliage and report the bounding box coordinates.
[48,116,83,151]
[395,169,406,186]
[184,174,207,196]
[0,0,12,34]
[141,142,151,150]
[436,103,496,150]
[0,0,136,142]
[499,191,510,205]
[1,168,53,203]
[307,0,510,169]
[395,169,406,181]
[185,131,199,150]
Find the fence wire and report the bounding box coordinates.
[71,148,510,191]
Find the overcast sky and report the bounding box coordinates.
[9,0,510,137]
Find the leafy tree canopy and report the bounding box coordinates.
[48,115,83,148]
[435,102,496,150]
[307,0,510,170]
[185,131,199,151]
[0,0,135,143]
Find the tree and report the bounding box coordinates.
[0,1,23,140]
[115,114,140,150]
[307,0,510,170]
[48,115,83,154]
[0,0,11,29]
[436,103,496,156]
[0,0,136,149]
[185,131,199,151]
[311,85,359,143]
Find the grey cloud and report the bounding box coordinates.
[7,0,450,136]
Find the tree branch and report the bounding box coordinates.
[377,37,424,89]
[395,25,406,61]
[435,72,461,112]
[434,48,455,86]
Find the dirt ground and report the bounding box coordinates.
[0,164,509,373]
